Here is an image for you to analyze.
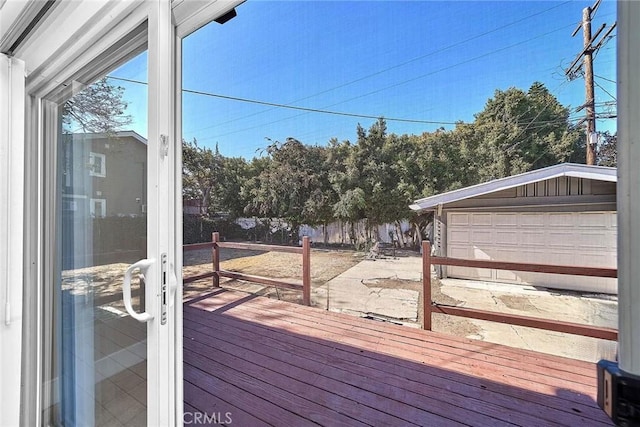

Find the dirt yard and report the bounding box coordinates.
[62,246,613,362]
[183,247,480,337]
[183,248,361,303]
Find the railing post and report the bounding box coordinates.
[422,240,432,330]
[212,232,220,288]
[302,236,311,306]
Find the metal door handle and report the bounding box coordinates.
[123,259,155,322]
[169,262,178,308]
[160,255,179,324]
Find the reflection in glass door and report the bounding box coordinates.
[42,53,149,426]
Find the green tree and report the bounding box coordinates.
[217,156,251,218]
[244,138,331,242]
[597,132,617,167]
[331,119,410,242]
[182,139,222,216]
[466,82,581,181]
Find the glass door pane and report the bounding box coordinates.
[42,52,149,427]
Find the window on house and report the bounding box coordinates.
[89,152,106,177]
[90,198,106,217]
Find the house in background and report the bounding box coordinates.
[411,163,617,294]
[62,131,148,218]
[61,131,148,268]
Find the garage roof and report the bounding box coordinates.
[410,163,617,211]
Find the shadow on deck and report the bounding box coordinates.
[183,288,612,426]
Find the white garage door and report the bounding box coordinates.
[446,211,617,294]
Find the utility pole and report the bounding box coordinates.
[582,6,596,165]
[565,0,616,165]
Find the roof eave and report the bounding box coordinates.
[410,163,617,212]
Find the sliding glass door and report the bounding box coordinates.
[39,2,180,426]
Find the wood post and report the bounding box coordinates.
[302,236,311,306]
[212,232,220,288]
[422,240,432,331]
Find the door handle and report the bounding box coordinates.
[123,259,155,322]
[160,256,179,325]
[169,262,178,308]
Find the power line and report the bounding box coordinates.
[107,75,595,151]
[314,22,578,114]
[184,1,574,134]
[189,12,582,137]
[192,21,583,143]
[595,74,616,84]
[107,75,458,125]
[594,79,617,102]
[107,18,592,146]
[184,89,460,125]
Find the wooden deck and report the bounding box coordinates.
[183,288,613,426]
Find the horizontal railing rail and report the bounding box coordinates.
[422,241,618,341]
[218,270,303,291]
[183,232,311,305]
[432,256,617,278]
[182,271,216,284]
[217,241,303,254]
[183,241,214,252]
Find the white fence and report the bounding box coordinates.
[234,217,415,245]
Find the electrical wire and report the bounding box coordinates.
[186,1,574,133]
[106,6,606,148]
[595,74,616,84]
[183,89,459,125]
[504,80,572,154]
[594,79,617,102]
[108,76,458,126]
[301,22,579,117]
[191,21,582,144]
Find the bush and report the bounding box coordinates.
[183,215,246,244]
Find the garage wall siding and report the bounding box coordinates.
[459,177,616,203]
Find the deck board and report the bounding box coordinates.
[184,289,613,427]
[190,290,596,389]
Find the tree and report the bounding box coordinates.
[179,82,589,248]
[62,77,132,133]
[329,119,412,243]
[217,156,251,218]
[466,82,581,181]
[182,139,222,216]
[598,132,617,167]
[244,138,331,242]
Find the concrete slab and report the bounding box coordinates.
[439,278,618,362]
[313,256,618,362]
[316,257,421,321]
[338,257,423,281]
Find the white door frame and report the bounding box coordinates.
[148,1,180,424]
[19,1,180,425]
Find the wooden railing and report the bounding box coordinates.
[184,232,311,305]
[422,241,618,341]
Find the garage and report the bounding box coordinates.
[446,211,617,293]
[410,163,617,294]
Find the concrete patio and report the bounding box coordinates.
[313,255,618,362]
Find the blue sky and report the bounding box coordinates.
[110,0,617,159]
